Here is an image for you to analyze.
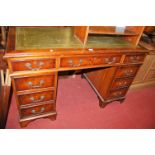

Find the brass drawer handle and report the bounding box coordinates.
[113,91,122,96]
[40,107,45,112]
[130,56,140,63]
[118,82,123,86]
[105,57,116,64]
[31,107,45,114]
[68,59,83,67]
[25,61,44,71]
[30,95,45,103]
[27,80,45,88]
[31,109,36,114]
[118,81,127,86]
[124,70,133,76]
[88,48,94,52]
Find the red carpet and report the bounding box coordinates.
[6,75,155,129]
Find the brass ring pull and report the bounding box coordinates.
[27,80,45,88]
[30,95,45,103]
[118,82,122,86]
[31,109,36,114]
[88,48,94,52]
[113,91,122,96]
[118,81,127,86]
[40,107,45,112]
[130,56,139,63]
[124,70,133,76]
[68,59,83,67]
[25,61,44,71]
[105,57,116,64]
[31,107,45,114]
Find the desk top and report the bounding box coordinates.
[4,27,147,59]
[15,27,136,50]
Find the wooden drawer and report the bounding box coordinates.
[60,54,121,68]
[109,88,128,99]
[14,74,55,91]
[20,103,55,118]
[111,78,133,90]
[10,58,56,72]
[18,90,55,106]
[115,66,140,78]
[124,54,145,64]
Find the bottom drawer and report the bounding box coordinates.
[20,103,55,118]
[109,88,128,99]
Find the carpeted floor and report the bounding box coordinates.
[6,75,155,129]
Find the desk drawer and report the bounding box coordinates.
[124,54,145,64]
[10,58,56,72]
[14,74,55,91]
[20,103,55,118]
[109,88,128,99]
[18,90,55,106]
[60,55,121,68]
[115,66,139,78]
[111,78,133,90]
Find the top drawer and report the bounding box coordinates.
[10,58,56,72]
[115,65,140,78]
[124,54,145,64]
[60,54,121,68]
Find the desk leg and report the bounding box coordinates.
[83,67,127,108]
[11,71,59,128]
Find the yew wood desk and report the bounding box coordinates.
[4,27,148,127]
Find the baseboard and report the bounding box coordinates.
[130,81,155,91]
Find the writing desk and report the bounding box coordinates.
[4,27,147,127]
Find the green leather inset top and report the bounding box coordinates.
[16,27,135,50]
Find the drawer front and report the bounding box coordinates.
[20,103,55,118]
[115,66,139,78]
[124,54,145,64]
[18,90,55,105]
[10,58,56,72]
[111,78,133,90]
[60,55,121,68]
[14,74,55,91]
[109,88,128,99]
[94,55,121,65]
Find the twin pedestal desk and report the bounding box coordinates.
[4,27,148,127]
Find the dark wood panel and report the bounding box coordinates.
[86,67,117,99]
